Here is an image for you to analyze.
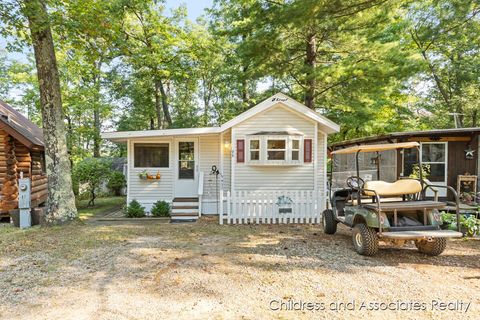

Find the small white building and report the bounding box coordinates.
[102,93,340,223]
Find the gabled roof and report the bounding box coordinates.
[220,93,340,134]
[0,100,44,149]
[101,93,340,142]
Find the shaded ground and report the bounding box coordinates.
[76,196,126,220]
[0,215,479,319]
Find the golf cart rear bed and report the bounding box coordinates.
[379,230,463,240]
[363,200,446,212]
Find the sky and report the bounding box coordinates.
[167,0,213,20]
[0,0,214,62]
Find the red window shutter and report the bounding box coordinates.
[304,139,312,162]
[237,139,245,163]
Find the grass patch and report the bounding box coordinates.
[76,196,125,219]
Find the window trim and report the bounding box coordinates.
[420,141,448,183]
[133,142,171,169]
[248,138,261,162]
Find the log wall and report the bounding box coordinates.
[0,133,47,212]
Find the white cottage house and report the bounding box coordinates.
[102,93,340,223]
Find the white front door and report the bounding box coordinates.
[174,138,199,198]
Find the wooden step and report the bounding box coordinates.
[173,197,199,202]
[171,212,199,217]
[172,205,199,210]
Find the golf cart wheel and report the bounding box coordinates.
[352,224,379,256]
[415,238,447,256]
[322,209,337,235]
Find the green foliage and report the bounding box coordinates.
[73,158,112,206]
[2,0,480,157]
[107,171,126,196]
[151,200,170,217]
[441,212,480,237]
[124,199,146,218]
[409,164,431,180]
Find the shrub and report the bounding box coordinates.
[107,171,126,196]
[73,158,112,206]
[441,211,480,236]
[124,199,146,218]
[151,200,170,217]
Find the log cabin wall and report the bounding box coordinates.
[31,151,47,206]
[0,133,47,212]
[1,134,19,211]
[0,130,6,192]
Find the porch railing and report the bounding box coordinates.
[219,190,326,224]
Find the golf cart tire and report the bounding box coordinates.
[352,224,379,256]
[415,238,447,256]
[322,209,337,234]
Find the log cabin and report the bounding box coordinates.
[0,100,47,218]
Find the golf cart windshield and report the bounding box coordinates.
[330,142,420,189]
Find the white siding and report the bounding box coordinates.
[127,137,174,211]
[222,130,231,192]
[199,135,221,200]
[318,130,327,210]
[233,104,316,191]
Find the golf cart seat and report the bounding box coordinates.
[363,179,422,197]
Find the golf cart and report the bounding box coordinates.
[323,142,462,256]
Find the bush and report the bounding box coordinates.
[124,199,145,218]
[151,200,170,217]
[107,171,126,196]
[73,158,112,206]
[441,211,480,236]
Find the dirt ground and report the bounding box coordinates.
[0,218,479,320]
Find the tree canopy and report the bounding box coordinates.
[1,0,479,159]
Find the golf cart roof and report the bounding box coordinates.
[331,142,420,155]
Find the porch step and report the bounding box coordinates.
[173,197,199,202]
[172,208,198,214]
[171,197,199,220]
[172,202,198,209]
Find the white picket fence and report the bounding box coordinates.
[219,190,326,224]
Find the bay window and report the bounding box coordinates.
[245,135,305,165]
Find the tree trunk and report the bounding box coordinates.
[157,80,172,127]
[23,0,77,224]
[241,65,250,106]
[93,106,101,157]
[154,80,163,129]
[472,110,477,127]
[304,33,317,109]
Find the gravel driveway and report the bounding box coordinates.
[0,219,479,319]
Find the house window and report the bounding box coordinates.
[249,139,260,161]
[134,143,169,168]
[267,139,286,160]
[421,143,447,183]
[291,139,300,161]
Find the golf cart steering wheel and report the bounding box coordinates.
[346,176,365,190]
